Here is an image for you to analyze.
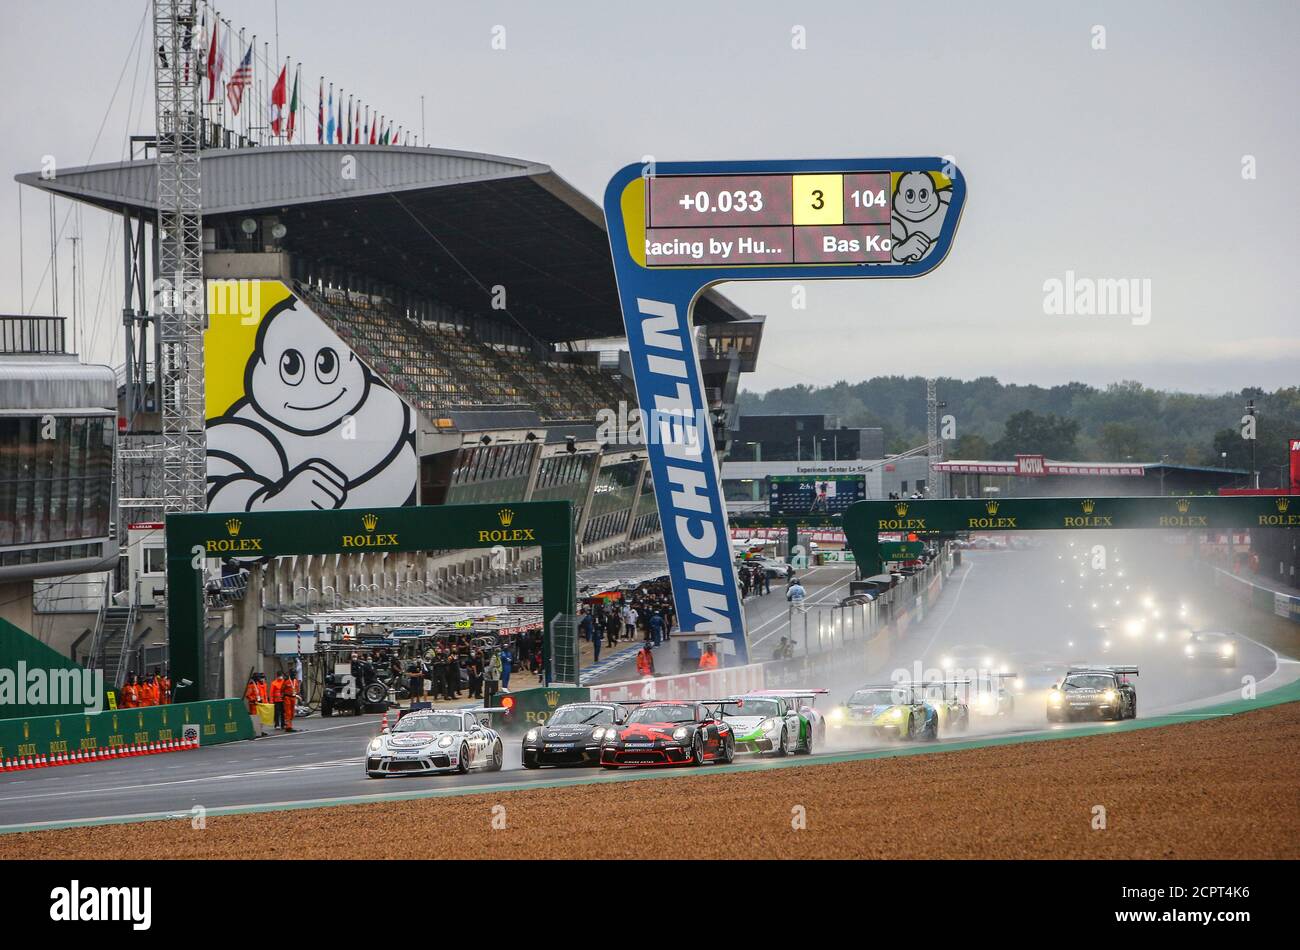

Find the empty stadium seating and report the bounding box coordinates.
[295,282,631,421]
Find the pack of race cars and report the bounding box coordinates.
[365,667,1142,777]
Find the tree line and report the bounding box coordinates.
[736,376,1300,484]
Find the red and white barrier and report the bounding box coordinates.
[0,736,201,775]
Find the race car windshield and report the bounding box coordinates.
[719,699,779,718]
[548,706,614,725]
[394,714,462,733]
[627,704,696,724]
[850,689,908,706]
[1062,675,1115,690]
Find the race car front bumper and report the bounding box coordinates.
[1048,701,1116,721]
[830,718,905,739]
[600,742,693,766]
[366,749,457,774]
[523,742,602,767]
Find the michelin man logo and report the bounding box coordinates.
[206,295,417,512]
[890,170,952,263]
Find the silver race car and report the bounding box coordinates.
[365,708,504,778]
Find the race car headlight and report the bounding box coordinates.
[437,736,454,748]
[672,727,688,741]
[368,737,384,753]
[760,718,778,732]
[1102,689,1117,704]
[1049,690,1063,705]
[604,731,619,744]
[829,708,845,722]
[1221,643,1235,657]
[1184,644,1196,656]
[591,727,605,740]
[525,728,540,742]
[889,708,903,721]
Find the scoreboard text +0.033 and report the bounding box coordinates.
[645,172,892,267]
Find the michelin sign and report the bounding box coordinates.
[204,281,417,514]
[603,158,966,663]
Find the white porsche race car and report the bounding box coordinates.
[365,708,504,778]
[717,689,827,756]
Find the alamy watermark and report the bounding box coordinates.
[596,400,710,450]
[0,663,103,711]
[1043,270,1151,326]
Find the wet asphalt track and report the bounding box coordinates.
[0,538,1285,830]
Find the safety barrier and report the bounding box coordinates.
[2,736,199,772]
[587,548,956,700]
[590,663,765,703]
[1210,566,1300,624]
[0,698,253,770]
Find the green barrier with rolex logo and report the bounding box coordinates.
[0,699,253,762]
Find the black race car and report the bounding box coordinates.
[521,702,629,768]
[1047,666,1138,722]
[599,701,735,768]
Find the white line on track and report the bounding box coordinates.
[917,559,977,659]
[0,758,359,803]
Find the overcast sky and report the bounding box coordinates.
[2,0,1296,394]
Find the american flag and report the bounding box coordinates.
[227,44,253,114]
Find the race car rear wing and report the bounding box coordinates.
[747,689,830,698]
[1066,666,1139,676]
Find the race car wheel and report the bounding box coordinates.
[362,682,387,706]
[719,736,735,764]
[488,739,504,772]
[366,771,384,780]
[602,763,621,770]
[522,753,540,769]
[799,723,813,755]
[775,726,789,757]
[1130,697,1137,719]
[924,714,939,742]
[456,743,471,774]
[691,733,706,766]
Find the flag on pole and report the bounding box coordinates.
[316,77,324,143]
[206,17,224,101]
[269,63,287,138]
[287,66,300,142]
[369,109,377,145]
[335,90,343,143]
[345,96,352,144]
[227,43,253,114]
[325,83,335,143]
[353,101,360,144]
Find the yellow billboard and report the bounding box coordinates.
[203,280,417,513]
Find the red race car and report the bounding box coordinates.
[599,701,735,769]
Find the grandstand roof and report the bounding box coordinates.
[16,144,750,342]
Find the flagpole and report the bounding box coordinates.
[238,28,246,143]
[262,40,269,146]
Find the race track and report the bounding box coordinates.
[1,539,1292,833]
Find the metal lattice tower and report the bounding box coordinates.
[153,0,207,513]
